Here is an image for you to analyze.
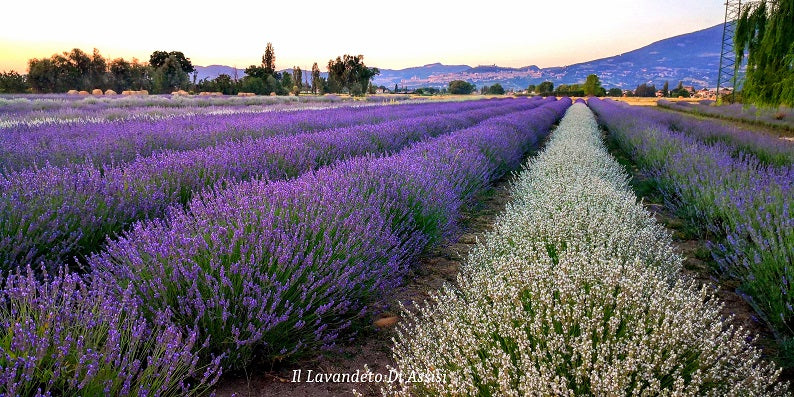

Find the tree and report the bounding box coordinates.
[527,84,536,93]
[486,83,505,95]
[537,81,554,95]
[325,55,379,95]
[394,83,398,93]
[109,58,132,92]
[634,83,657,97]
[0,71,29,93]
[448,80,475,94]
[263,43,276,76]
[149,51,194,74]
[151,54,189,93]
[89,48,107,89]
[292,66,302,94]
[311,62,322,94]
[735,0,794,106]
[281,72,293,94]
[607,87,623,97]
[662,80,669,97]
[583,74,602,96]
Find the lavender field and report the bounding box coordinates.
[0,94,791,396]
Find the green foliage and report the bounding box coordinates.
[537,81,554,95]
[149,51,194,74]
[583,74,602,96]
[196,74,238,95]
[607,87,623,97]
[634,83,657,97]
[150,54,190,94]
[527,84,536,93]
[0,71,29,93]
[311,62,322,94]
[325,55,379,96]
[662,81,669,97]
[262,42,276,76]
[555,84,584,97]
[292,66,302,94]
[735,0,794,106]
[485,83,505,95]
[448,80,475,95]
[414,87,440,95]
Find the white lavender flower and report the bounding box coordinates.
[390,103,787,396]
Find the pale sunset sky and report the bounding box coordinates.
[0,0,725,73]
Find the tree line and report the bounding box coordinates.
[0,43,381,96]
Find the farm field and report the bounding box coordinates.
[0,93,792,396]
[657,99,794,132]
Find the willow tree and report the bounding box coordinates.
[735,0,794,106]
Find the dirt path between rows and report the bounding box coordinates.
[212,168,518,397]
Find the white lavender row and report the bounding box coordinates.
[390,103,786,396]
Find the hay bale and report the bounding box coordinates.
[104,89,117,95]
[91,88,103,95]
[67,90,79,95]
[237,92,255,97]
[78,90,90,95]
[269,92,277,96]
[121,90,133,95]
[137,90,149,95]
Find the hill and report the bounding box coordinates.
[195,24,726,90]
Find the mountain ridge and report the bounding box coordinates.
[194,23,727,90]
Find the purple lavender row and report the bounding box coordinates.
[0,266,222,396]
[86,98,571,371]
[0,98,547,271]
[632,101,794,166]
[658,99,794,132]
[0,93,348,116]
[0,97,521,171]
[0,98,565,395]
[588,97,794,347]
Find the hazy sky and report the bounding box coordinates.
[0,1,726,73]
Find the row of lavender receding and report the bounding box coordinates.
[658,99,794,132]
[0,100,349,131]
[389,102,785,395]
[0,98,546,274]
[0,98,571,395]
[0,93,354,115]
[638,101,794,167]
[589,97,794,364]
[0,97,491,171]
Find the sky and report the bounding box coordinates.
[0,1,726,73]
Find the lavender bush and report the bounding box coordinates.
[590,97,794,361]
[0,97,513,171]
[90,98,571,369]
[0,98,544,270]
[632,101,794,167]
[658,99,794,132]
[0,266,221,396]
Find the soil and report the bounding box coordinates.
[212,167,518,397]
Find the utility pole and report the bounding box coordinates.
[716,0,742,103]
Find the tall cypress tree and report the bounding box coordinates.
[262,42,276,76]
[735,0,794,106]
